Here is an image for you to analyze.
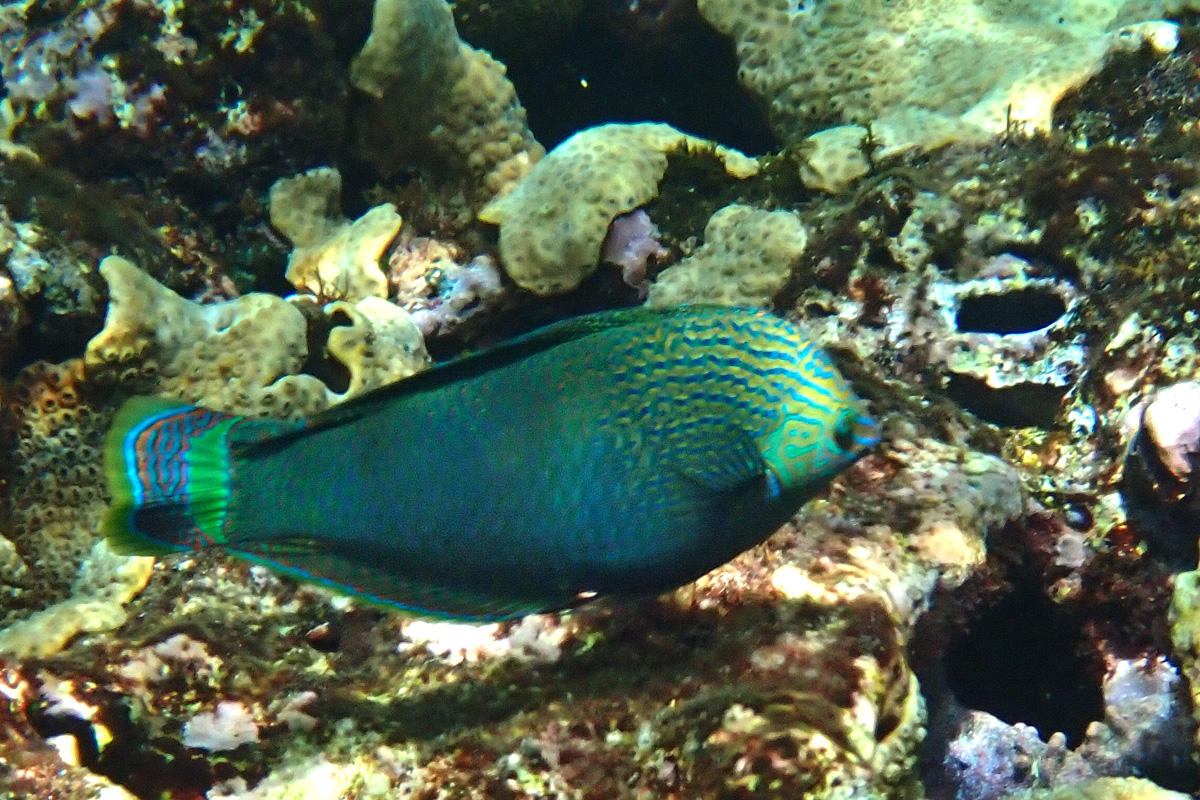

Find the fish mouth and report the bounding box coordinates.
[850,412,881,451]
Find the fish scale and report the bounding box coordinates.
[104,305,879,620]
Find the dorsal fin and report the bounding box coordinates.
[238,304,712,456]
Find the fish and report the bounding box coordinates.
[103,305,879,620]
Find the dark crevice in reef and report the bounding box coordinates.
[945,375,1066,429]
[942,570,1105,749]
[297,303,354,395]
[955,288,1067,335]
[454,0,778,155]
[1,292,101,380]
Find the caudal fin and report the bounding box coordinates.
[103,397,250,556]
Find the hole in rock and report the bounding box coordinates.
[1,293,100,380]
[298,307,354,395]
[955,288,1067,335]
[946,374,1066,428]
[454,0,777,155]
[944,573,1104,748]
[27,706,102,767]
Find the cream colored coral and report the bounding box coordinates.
[350,0,543,199]
[646,204,806,308]
[85,257,429,418]
[697,0,1185,156]
[86,256,331,418]
[798,124,871,194]
[0,259,429,656]
[0,542,152,658]
[324,297,431,399]
[481,123,759,295]
[268,168,400,303]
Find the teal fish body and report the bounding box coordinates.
[104,306,878,620]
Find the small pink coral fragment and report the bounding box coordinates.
[182,701,260,751]
[602,209,668,293]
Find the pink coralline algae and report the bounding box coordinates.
[601,208,669,293]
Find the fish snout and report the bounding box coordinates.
[834,407,881,455]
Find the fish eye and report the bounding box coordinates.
[833,409,857,452]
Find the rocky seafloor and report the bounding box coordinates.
[4,1,1200,798]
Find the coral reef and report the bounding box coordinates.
[0,0,354,303]
[0,432,1035,800]
[1169,569,1200,751]
[798,124,873,194]
[0,357,151,639]
[601,209,668,294]
[84,256,331,418]
[1122,381,1200,566]
[5,1,1200,798]
[0,256,428,661]
[85,256,429,415]
[1002,777,1193,800]
[925,655,1195,800]
[480,122,759,295]
[889,256,1085,428]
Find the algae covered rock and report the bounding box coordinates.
[646,203,807,308]
[480,122,759,295]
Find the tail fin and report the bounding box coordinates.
[102,397,290,556]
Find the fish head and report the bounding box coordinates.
[760,375,880,492]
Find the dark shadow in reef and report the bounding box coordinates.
[454,0,777,155]
[944,376,1067,429]
[941,569,1105,749]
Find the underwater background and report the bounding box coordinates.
[4,0,1200,798]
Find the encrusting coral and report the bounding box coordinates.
[84,256,332,419]
[0,358,153,655]
[0,256,429,659]
[268,167,401,303]
[646,203,807,308]
[479,122,759,295]
[697,0,1186,176]
[84,256,429,416]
